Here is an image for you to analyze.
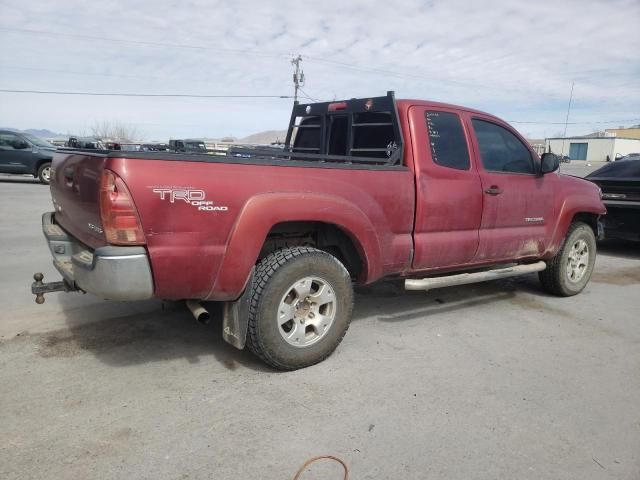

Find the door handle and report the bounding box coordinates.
[484,186,503,195]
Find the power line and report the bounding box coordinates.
[0,64,154,80]
[0,26,574,97]
[0,27,290,60]
[0,89,292,99]
[298,87,320,102]
[509,118,640,125]
[2,88,637,125]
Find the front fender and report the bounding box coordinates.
[544,178,606,257]
[205,192,382,301]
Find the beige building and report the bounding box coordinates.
[545,136,640,161]
[604,126,640,139]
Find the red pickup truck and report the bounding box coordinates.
[32,92,605,370]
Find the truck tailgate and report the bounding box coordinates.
[50,150,108,249]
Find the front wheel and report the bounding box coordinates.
[246,247,354,370]
[539,222,596,296]
[37,162,52,185]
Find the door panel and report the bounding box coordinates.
[409,106,483,270]
[469,117,557,262]
[0,133,31,173]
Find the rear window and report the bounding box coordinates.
[292,116,322,152]
[292,111,397,160]
[352,112,395,158]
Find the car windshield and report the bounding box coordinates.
[23,134,54,148]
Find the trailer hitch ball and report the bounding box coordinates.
[33,273,46,304]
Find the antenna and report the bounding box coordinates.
[560,81,575,157]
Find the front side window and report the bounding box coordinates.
[425,111,470,170]
[472,119,535,174]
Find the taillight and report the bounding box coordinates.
[99,169,145,245]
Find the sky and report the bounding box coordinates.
[0,0,639,141]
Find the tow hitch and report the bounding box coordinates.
[31,272,78,304]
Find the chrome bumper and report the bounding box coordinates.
[41,212,154,300]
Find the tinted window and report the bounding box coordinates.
[425,111,470,170]
[472,119,535,174]
[0,133,22,149]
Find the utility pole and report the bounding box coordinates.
[291,55,305,103]
[561,81,575,157]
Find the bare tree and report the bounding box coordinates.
[90,120,139,142]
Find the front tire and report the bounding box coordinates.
[539,222,596,296]
[37,162,52,185]
[246,247,354,370]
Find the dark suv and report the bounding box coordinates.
[0,130,57,184]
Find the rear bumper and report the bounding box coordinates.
[42,212,154,300]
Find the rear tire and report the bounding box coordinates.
[246,247,354,370]
[539,222,596,296]
[37,162,52,185]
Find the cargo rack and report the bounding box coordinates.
[56,92,405,168]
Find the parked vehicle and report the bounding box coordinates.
[32,92,605,369]
[140,143,169,151]
[0,130,56,184]
[586,159,640,241]
[169,139,207,153]
[616,153,640,162]
[66,137,105,150]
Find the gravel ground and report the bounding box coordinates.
[0,169,638,480]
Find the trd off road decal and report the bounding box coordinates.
[151,187,228,212]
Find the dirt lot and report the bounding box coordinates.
[1,171,639,480]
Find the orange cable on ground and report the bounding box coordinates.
[292,455,349,480]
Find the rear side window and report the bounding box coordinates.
[472,119,535,174]
[425,111,470,170]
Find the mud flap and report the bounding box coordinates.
[221,268,254,349]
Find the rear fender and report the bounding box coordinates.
[206,192,381,301]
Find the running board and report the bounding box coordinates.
[404,261,546,291]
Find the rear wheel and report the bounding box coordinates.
[246,247,354,370]
[37,162,52,185]
[539,222,596,296]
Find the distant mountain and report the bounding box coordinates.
[23,129,66,139]
[239,130,287,145]
[0,127,66,139]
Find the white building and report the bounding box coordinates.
[545,136,640,161]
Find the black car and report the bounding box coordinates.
[0,130,56,184]
[586,160,640,241]
[168,139,208,153]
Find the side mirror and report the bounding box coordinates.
[540,152,559,174]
